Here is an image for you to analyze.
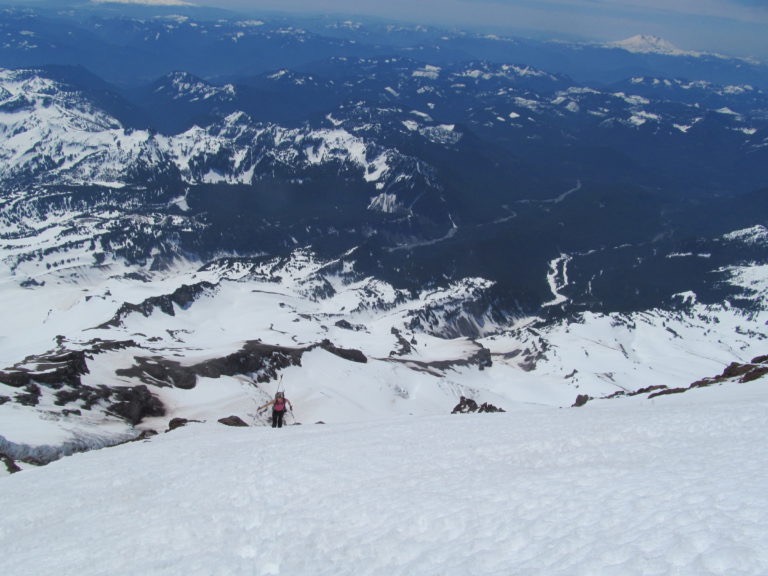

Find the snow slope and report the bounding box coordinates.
[1,381,767,576]
[2,237,768,465]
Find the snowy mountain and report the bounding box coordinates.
[607,35,701,57]
[1,8,768,573]
[0,8,767,488]
[0,69,423,192]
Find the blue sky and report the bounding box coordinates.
[31,0,768,58]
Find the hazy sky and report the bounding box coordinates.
[202,0,768,58]
[31,0,768,58]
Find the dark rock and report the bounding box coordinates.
[0,370,31,388]
[689,378,717,389]
[751,355,768,364]
[648,387,687,399]
[15,383,41,406]
[62,409,82,417]
[452,396,478,413]
[452,396,505,413]
[633,385,667,396]
[82,339,140,354]
[218,415,249,427]
[741,366,768,383]
[390,327,413,356]
[317,339,367,363]
[722,362,755,379]
[167,417,191,431]
[1,453,22,474]
[0,350,90,389]
[98,281,216,328]
[335,319,354,330]
[116,356,197,389]
[108,385,165,425]
[166,417,203,432]
[55,384,111,410]
[473,346,492,371]
[20,277,44,288]
[477,402,505,413]
[0,395,10,405]
[572,394,591,407]
[196,341,305,382]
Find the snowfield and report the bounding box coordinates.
[1,62,768,576]
[2,380,767,576]
[2,239,768,465]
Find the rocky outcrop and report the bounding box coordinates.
[389,327,414,356]
[316,340,367,364]
[116,339,367,388]
[55,385,112,410]
[195,341,306,381]
[115,356,198,389]
[0,350,90,389]
[335,319,365,331]
[574,354,768,407]
[98,282,216,328]
[451,396,505,414]
[390,342,492,374]
[1,452,21,474]
[572,394,591,407]
[166,417,203,432]
[108,385,165,425]
[218,415,249,427]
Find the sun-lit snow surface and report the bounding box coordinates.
[2,381,767,576]
[2,231,768,464]
[608,35,702,57]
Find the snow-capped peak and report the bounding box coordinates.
[155,71,236,102]
[608,35,700,57]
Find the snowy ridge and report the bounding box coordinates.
[723,224,768,245]
[0,69,427,196]
[154,71,236,102]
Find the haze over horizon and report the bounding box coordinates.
[4,0,768,60]
[99,0,768,60]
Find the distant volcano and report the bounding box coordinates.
[607,34,700,57]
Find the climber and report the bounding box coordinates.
[258,391,293,428]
